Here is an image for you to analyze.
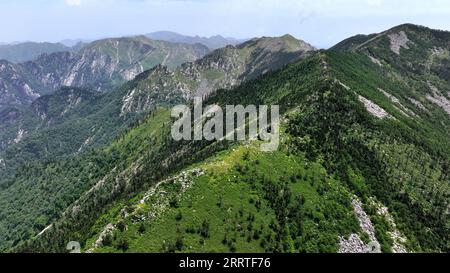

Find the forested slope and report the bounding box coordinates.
[16,49,449,253]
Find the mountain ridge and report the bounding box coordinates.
[120,35,315,115]
[0,36,211,112]
[146,31,246,50]
[0,24,448,253]
[0,34,316,252]
[0,35,314,158]
[0,42,81,63]
[16,47,449,253]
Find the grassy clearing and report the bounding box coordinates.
[91,141,359,253]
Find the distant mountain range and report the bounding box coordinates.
[0,34,313,158]
[121,34,315,115]
[0,36,210,111]
[59,39,92,48]
[0,31,245,64]
[0,31,249,111]
[0,24,448,254]
[0,35,315,253]
[146,31,247,49]
[0,42,84,63]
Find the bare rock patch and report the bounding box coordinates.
[408,98,427,112]
[388,31,412,55]
[426,83,450,115]
[359,95,391,119]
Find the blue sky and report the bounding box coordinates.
[1,0,450,48]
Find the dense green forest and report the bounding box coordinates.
[0,24,449,253]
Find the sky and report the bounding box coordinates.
[1,0,450,48]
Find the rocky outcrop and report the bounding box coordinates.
[120,65,184,116]
[85,222,115,252]
[408,97,427,111]
[339,198,380,253]
[379,88,417,117]
[359,95,391,119]
[0,37,209,110]
[426,83,450,115]
[388,31,412,55]
[341,197,408,253]
[13,128,25,144]
[119,36,315,115]
[339,234,368,253]
[369,198,408,253]
[86,168,205,253]
[353,199,377,242]
[368,55,382,66]
[0,60,41,110]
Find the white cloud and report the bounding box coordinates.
[66,0,81,6]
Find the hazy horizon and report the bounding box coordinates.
[1,0,450,48]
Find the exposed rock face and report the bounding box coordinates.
[24,37,209,92]
[339,198,380,253]
[352,199,377,242]
[388,31,412,55]
[368,55,382,66]
[120,36,315,115]
[0,107,22,151]
[0,60,40,110]
[426,83,450,115]
[339,234,368,253]
[340,197,408,253]
[332,23,450,123]
[120,65,183,116]
[21,51,81,92]
[90,223,116,250]
[336,80,350,91]
[30,87,100,125]
[0,86,104,153]
[379,88,417,117]
[359,95,391,119]
[13,128,25,144]
[0,37,209,110]
[370,198,408,253]
[37,224,53,237]
[87,168,204,253]
[430,47,447,57]
[408,97,427,111]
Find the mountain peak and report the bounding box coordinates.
[387,23,432,33]
[332,23,450,54]
[280,34,296,40]
[240,35,315,53]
